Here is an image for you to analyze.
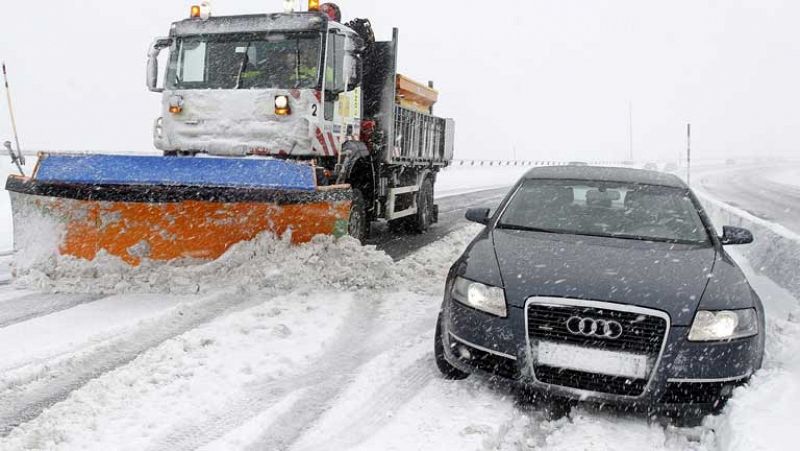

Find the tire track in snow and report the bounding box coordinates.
[0,292,104,328]
[288,349,437,451]
[248,319,438,450]
[150,296,438,451]
[0,288,248,436]
[146,296,386,451]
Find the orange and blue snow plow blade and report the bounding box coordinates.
[5,154,352,266]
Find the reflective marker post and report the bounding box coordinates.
[686,123,691,186]
[2,62,25,176]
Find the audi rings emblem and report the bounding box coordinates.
[566,316,624,339]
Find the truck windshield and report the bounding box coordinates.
[167,32,322,90]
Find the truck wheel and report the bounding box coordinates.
[348,189,368,242]
[434,313,470,380]
[412,178,434,233]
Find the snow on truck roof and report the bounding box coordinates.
[172,13,328,36]
[523,165,687,188]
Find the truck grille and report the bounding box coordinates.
[527,302,669,397]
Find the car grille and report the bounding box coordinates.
[527,303,669,397]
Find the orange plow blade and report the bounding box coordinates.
[5,154,353,266]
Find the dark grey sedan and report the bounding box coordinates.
[435,166,765,420]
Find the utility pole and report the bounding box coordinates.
[628,101,634,162]
[686,123,692,185]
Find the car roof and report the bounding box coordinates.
[522,165,687,189]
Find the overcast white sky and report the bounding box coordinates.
[1,0,798,161]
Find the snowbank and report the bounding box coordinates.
[698,191,800,300]
[0,224,482,450]
[0,159,15,253]
[695,192,800,451]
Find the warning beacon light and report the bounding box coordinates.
[320,3,342,22]
[308,0,320,11]
[190,1,212,20]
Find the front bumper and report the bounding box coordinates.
[441,296,761,409]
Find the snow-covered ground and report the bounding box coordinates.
[0,160,799,450]
[765,167,800,190]
[436,164,531,198]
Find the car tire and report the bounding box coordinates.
[434,313,470,380]
[348,189,368,242]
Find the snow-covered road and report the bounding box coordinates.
[0,161,798,450]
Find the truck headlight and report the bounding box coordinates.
[275,95,291,116]
[688,309,758,341]
[452,277,507,318]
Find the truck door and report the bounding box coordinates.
[324,31,361,149]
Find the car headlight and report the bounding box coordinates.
[688,309,758,341]
[451,277,507,318]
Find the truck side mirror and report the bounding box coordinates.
[347,54,362,92]
[147,37,172,93]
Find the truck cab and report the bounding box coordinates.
[148,10,363,160]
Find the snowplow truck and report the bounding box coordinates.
[4,2,454,266]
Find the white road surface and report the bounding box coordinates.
[0,160,798,450]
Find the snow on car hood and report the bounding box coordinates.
[491,229,718,326]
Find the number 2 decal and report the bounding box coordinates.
[311,104,318,117]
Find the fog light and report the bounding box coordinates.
[455,344,472,360]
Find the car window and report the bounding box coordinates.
[497,179,711,245]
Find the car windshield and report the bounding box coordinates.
[167,32,322,90]
[497,179,711,245]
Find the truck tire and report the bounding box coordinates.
[434,313,470,380]
[348,189,368,242]
[411,178,434,233]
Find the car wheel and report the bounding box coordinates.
[348,189,368,242]
[434,313,470,380]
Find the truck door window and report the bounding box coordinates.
[325,32,346,120]
[177,41,207,83]
[325,32,346,92]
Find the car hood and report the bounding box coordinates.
[492,229,718,326]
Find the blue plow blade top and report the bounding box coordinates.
[34,154,317,191]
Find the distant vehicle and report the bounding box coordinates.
[726,159,737,166]
[663,162,679,173]
[643,162,659,171]
[567,161,589,166]
[434,166,764,423]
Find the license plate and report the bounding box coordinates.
[536,341,648,379]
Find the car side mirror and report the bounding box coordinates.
[465,208,491,225]
[721,226,753,245]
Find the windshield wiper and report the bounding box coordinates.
[495,223,565,234]
[235,42,252,89]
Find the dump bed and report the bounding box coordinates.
[362,29,455,166]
